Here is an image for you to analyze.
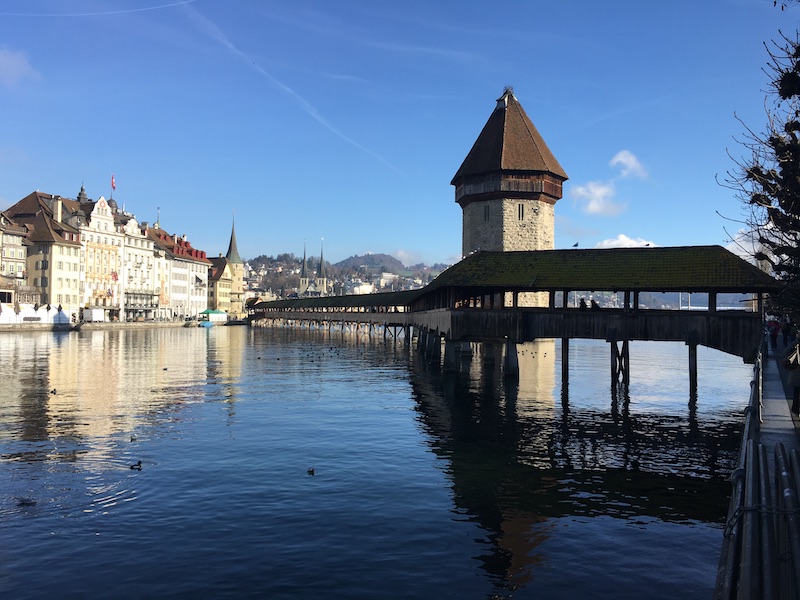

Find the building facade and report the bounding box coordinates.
[4,187,222,322]
[208,256,232,314]
[120,215,158,321]
[81,193,124,319]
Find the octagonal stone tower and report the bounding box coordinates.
[452,87,568,258]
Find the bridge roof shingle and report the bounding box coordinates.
[427,246,778,293]
[451,88,568,184]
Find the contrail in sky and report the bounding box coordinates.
[185,7,404,176]
[0,0,199,17]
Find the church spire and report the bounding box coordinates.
[300,241,308,279]
[226,214,242,264]
[317,239,325,280]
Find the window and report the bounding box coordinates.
[484,205,490,221]
[518,204,524,220]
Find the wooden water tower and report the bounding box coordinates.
[452,87,568,258]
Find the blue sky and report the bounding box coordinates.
[0,0,794,266]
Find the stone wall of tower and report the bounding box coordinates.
[462,201,501,256]
[229,262,244,318]
[499,199,555,252]
[461,198,555,257]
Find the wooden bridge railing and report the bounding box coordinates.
[250,304,764,362]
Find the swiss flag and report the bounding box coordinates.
[111,174,116,190]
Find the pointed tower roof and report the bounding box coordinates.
[451,87,568,184]
[226,216,242,264]
[300,242,308,279]
[317,240,326,279]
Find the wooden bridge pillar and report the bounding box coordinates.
[687,332,698,402]
[419,327,429,355]
[611,339,629,391]
[443,339,458,372]
[429,330,441,366]
[503,337,519,379]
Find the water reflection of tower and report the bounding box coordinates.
[411,350,559,593]
[511,340,556,468]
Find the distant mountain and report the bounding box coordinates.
[334,253,407,273]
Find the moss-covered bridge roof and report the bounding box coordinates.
[427,246,777,293]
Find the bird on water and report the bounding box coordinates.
[130,461,142,470]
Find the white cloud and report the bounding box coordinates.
[571,181,624,216]
[725,228,766,267]
[0,48,39,87]
[393,250,421,267]
[610,150,647,179]
[595,234,656,248]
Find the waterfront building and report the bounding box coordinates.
[4,187,226,321]
[77,188,124,320]
[208,254,233,314]
[452,87,568,257]
[119,214,158,321]
[0,211,31,304]
[4,191,83,318]
[0,211,29,282]
[224,218,244,319]
[146,226,210,319]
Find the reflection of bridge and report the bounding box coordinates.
[251,246,777,392]
[405,335,741,594]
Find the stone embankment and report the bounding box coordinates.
[0,321,189,333]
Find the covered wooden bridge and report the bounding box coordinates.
[250,245,778,385]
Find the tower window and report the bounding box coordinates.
[484,205,490,221]
[518,204,524,220]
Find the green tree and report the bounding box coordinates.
[727,31,800,314]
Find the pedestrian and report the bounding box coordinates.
[783,334,800,416]
[768,319,780,350]
[782,318,792,346]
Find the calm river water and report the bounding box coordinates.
[0,326,752,599]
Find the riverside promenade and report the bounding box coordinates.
[765,339,800,464]
[715,336,800,599]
